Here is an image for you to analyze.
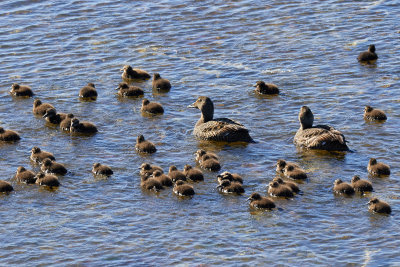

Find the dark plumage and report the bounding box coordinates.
[188,96,254,143]
[199,155,221,172]
[139,163,163,179]
[358,44,378,64]
[368,197,391,214]
[294,106,349,151]
[116,82,144,97]
[333,179,355,195]
[217,171,243,184]
[79,83,97,100]
[92,163,113,176]
[141,99,164,115]
[152,170,173,187]
[15,166,36,184]
[273,177,299,194]
[121,65,150,81]
[141,176,164,192]
[368,158,390,176]
[217,179,244,194]
[364,106,387,121]
[268,181,294,198]
[32,99,54,116]
[168,166,187,182]
[70,118,98,134]
[43,108,67,125]
[351,175,373,193]
[254,81,279,95]
[173,180,195,196]
[0,180,13,193]
[276,159,300,173]
[0,127,20,142]
[283,165,307,180]
[35,172,60,187]
[247,192,275,209]
[41,158,67,175]
[182,165,203,182]
[10,83,33,97]
[30,147,55,163]
[60,114,75,131]
[195,149,219,162]
[135,135,157,154]
[152,73,171,92]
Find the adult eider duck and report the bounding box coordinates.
[30,147,55,163]
[188,96,254,143]
[141,99,164,115]
[364,106,387,121]
[368,197,391,214]
[254,81,279,95]
[0,127,20,142]
[0,180,13,193]
[15,166,36,184]
[152,73,171,92]
[116,82,144,97]
[79,83,97,100]
[367,158,390,176]
[121,65,150,82]
[41,158,67,175]
[358,44,378,64]
[173,180,195,196]
[10,83,33,97]
[70,118,97,134]
[268,181,294,198]
[35,172,60,187]
[32,99,54,116]
[294,106,348,151]
[351,175,373,193]
[333,179,355,195]
[183,165,204,181]
[247,193,275,209]
[43,108,67,125]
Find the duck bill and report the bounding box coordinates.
[43,113,50,118]
[187,103,196,108]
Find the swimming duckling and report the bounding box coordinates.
[121,65,150,82]
[139,163,163,179]
[15,166,36,184]
[10,83,33,97]
[217,171,243,184]
[35,172,60,187]
[276,159,300,173]
[368,197,391,214]
[368,158,390,176]
[141,99,164,115]
[358,44,378,64]
[0,127,20,142]
[152,73,171,92]
[195,149,219,162]
[351,175,373,193]
[0,180,13,193]
[60,114,75,131]
[247,192,276,209]
[200,154,221,172]
[135,135,157,154]
[173,180,195,196]
[183,165,204,182]
[217,179,245,194]
[268,181,294,198]
[168,166,186,182]
[70,118,98,134]
[43,108,67,124]
[333,179,355,195]
[116,82,144,97]
[79,83,97,100]
[188,96,254,143]
[30,147,55,163]
[364,106,387,121]
[294,106,349,151]
[32,99,54,116]
[92,163,113,176]
[152,170,173,187]
[141,176,164,192]
[254,81,279,95]
[41,158,67,175]
[283,165,308,180]
[272,177,299,194]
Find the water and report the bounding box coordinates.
[1,0,400,265]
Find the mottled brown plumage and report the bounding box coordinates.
[254,81,279,95]
[368,158,390,176]
[248,193,275,209]
[0,127,20,142]
[10,83,33,97]
[364,106,387,121]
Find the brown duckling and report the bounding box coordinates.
[183,165,204,182]
[168,166,186,182]
[217,171,243,184]
[200,154,221,172]
[43,108,67,124]
[294,106,348,151]
[35,172,60,187]
[364,106,387,121]
[10,83,33,97]
[0,180,13,193]
[173,180,195,196]
[135,135,157,154]
[15,166,36,184]
[268,181,294,198]
[217,179,245,194]
[60,114,75,131]
[152,170,173,187]
[351,175,373,193]
[368,158,390,176]
[152,73,171,92]
[92,163,113,176]
[70,118,98,134]
[79,83,97,100]
[358,44,378,64]
[368,197,391,214]
[333,179,355,195]
[276,159,300,173]
[188,96,254,143]
[247,192,275,209]
[30,147,55,163]
[32,99,54,116]
[141,99,164,115]
[116,82,144,97]
[139,163,163,179]
[41,158,67,175]
[195,149,219,162]
[140,176,164,192]
[254,81,279,95]
[121,65,150,81]
[272,177,299,194]
[0,127,20,142]
[283,165,307,180]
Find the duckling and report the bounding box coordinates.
[70,118,98,134]
[368,158,390,176]
[168,166,186,182]
[183,165,204,182]
[217,179,245,194]
[43,108,67,125]
[283,165,307,180]
[121,65,150,81]
[139,163,163,179]
[32,99,54,116]
[294,106,348,151]
[272,177,299,194]
[30,147,55,163]
[188,96,254,143]
[247,192,275,209]
[0,180,13,193]
[358,44,378,64]
[351,175,373,193]
[135,135,157,154]
[141,99,164,115]
[368,197,391,214]
[15,166,36,184]
[79,83,97,100]
[152,73,171,92]
[254,81,279,95]
[276,159,300,173]
[268,181,294,198]
[60,114,75,131]
[200,154,221,172]
[35,172,60,187]
[92,163,113,176]
[152,170,173,187]
[364,106,387,121]
[217,171,243,184]
[173,180,195,196]
[10,83,33,97]
[195,149,219,162]
[333,179,355,195]
[116,82,144,97]
[141,176,164,192]
[0,127,20,142]
[41,158,67,175]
